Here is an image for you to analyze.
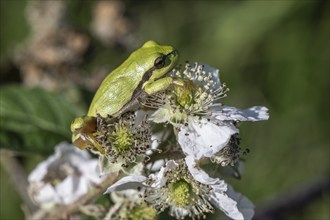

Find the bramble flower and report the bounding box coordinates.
[104,162,156,220]
[28,142,103,209]
[148,62,269,161]
[144,159,215,219]
[68,60,269,220]
[105,157,254,220]
[95,111,152,174]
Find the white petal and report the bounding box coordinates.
[150,160,178,188]
[214,106,269,122]
[185,156,252,220]
[56,176,89,204]
[54,142,92,164]
[28,143,69,182]
[127,162,145,175]
[104,175,147,194]
[28,159,52,182]
[185,156,226,187]
[226,185,255,220]
[78,160,104,184]
[210,189,244,220]
[208,181,254,220]
[149,103,172,123]
[146,159,165,172]
[33,183,60,208]
[178,117,237,159]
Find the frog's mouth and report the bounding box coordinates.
[167,49,178,57]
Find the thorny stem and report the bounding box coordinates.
[29,174,118,220]
[0,150,39,215]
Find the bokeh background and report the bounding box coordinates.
[0,0,329,219]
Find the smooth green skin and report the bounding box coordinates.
[88,40,179,117]
[71,41,179,152]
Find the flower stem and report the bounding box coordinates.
[0,150,39,215]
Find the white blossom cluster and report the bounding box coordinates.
[28,63,269,220]
[28,142,104,209]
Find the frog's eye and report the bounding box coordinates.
[154,55,166,69]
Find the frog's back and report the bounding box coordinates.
[87,58,145,117]
[87,40,176,117]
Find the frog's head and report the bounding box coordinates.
[140,40,179,82]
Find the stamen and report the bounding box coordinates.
[95,112,152,167]
[210,134,241,166]
[144,160,215,219]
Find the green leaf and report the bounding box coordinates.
[0,85,83,155]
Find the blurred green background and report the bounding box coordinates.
[0,0,329,219]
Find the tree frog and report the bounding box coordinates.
[71,41,180,153]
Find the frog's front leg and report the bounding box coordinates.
[143,77,185,95]
[73,134,105,155]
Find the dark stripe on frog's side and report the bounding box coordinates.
[115,50,178,116]
[87,57,154,117]
[113,65,157,117]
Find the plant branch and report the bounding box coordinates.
[254,176,330,220]
[0,150,39,214]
